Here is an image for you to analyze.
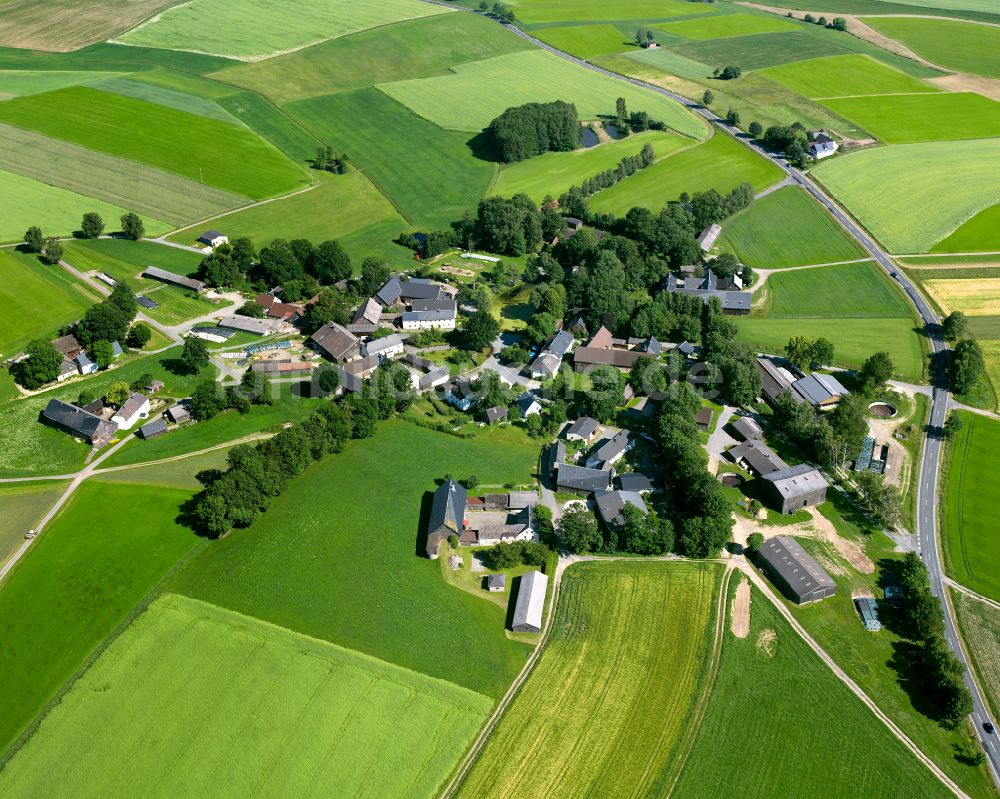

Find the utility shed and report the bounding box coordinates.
[761,463,828,514]
[855,597,881,631]
[512,570,548,632]
[758,536,836,604]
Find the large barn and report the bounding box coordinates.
[757,536,836,605]
[512,570,548,633]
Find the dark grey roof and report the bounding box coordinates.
[545,330,574,358]
[544,440,566,475]
[486,405,508,423]
[594,490,647,529]
[199,230,224,240]
[410,298,456,314]
[428,479,467,542]
[136,296,158,309]
[729,440,787,476]
[592,430,630,464]
[557,463,611,493]
[517,391,540,415]
[678,340,695,355]
[41,399,114,440]
[419,365,451,389]
[74,353,93,368]
[310,322,360,361]
[405,352,435,370]
[487,573,506,589]
[762,463,828,499]
[166,404,190,423]
[512,570,548,632]
[759,536,836,603]
[139,418,167,438]
[566,416,598,440]
[641,336,661,355]
[792,373,849,407]
[616,472,657,492]
[402,309,454,324]
[375,277,404,306]
[731,416,763,441]
[401,278,445,301]
[143,266,204,292]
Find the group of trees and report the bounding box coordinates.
[897,553,974,729]
[714,65,742,80]
[657,381,733,556]
[558,143,656,205]
[950,338,985,396]
[854,470,904,529]
[477,1,515,23]
[772,390,869,470]
[488,101,580,163]
[701,297,762,406]
[859,350,895,395]
[190,368,274,421]
[785,335,835,372]
[76,283,138,349]
[557,500,673,555]
[633,27,656,47]
[761,122,811,167]
[23,226,63,265]
[798,12,848,30]
[479,539,550,570]
[312,145,348,174]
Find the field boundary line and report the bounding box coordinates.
[92,432,273,474]
[159,182,320,239]
[947,579,1000,613]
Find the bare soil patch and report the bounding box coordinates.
[930,73,1000,101]
[731,579,751,639]
[756,628,777,658]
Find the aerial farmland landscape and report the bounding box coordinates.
[3,0,1000,796]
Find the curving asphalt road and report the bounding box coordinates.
[428,4,1000,788]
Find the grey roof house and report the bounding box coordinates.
[556,463,612,494]
[426,479,467,559]
[565,416,599,442]
[310,322,361,362]
[758,536,836,604]
[594,490,647,530]
[762,463,828,514]
[40,399,117,447]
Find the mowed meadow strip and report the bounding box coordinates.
[0,123,249,225]
[0,86,309,199]
[457,561,720,799]
[0,594,492,799]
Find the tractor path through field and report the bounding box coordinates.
[750,257,873,293]
[947,578,1000,612]
[949,400,1000,421]
[755,174,795,199]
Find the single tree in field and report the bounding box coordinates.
[14,339,63,389]
[42,237,63,265]
[943,412,964,440]
[747,532,764,551]
[126,322,152,349]
[726,107,740,127]
[748,121,763,139]
[120,212,144,241]
[23,226,43,253]
[942,310,967,341]
[81,212,104,239]
[90,340,114,369]
[181,336,210,374]
[702,89,713,106]
[479,0,488,10]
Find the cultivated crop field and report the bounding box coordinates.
[288,88,496,230]
[657,11,800,40]
[0,250,99,357]
[759,53,935,98]
[491,130,688,203]
[0,123,247,226]
[720,186,867,268]
[377,50,707,138]
[863,17,1000,79]
[589,132,784,216]
[115,0,448,60]
[734,317,925,380]
[533,24,636,59]
[944,412,1000,602]
[933,203,1000,253]
[90,75,239,123]
[0,87,308,199]
[764,262,911,318]
[924,278,1000,317]
[673,585,952,798]
[0,594,491,798]
[952,590,1000,721]
[509,0,711,24]
[672,31,847,70]
[170,421,538,699]
[0,481,68,566]
[0,482,200,753]
[0,69,123,98]
[214,90,321,163]
[813,139,1000,253]
[822,93,1000,144]
[458,561,720,799]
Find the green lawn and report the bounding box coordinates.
[377,49,707,138]
[0,482,200,753]
[287,88,496,229]
[589,132,784,216]
[170,420,538,699]
[0,594,490,798]
[812,138,1000,253]
[656,11,800,40]
[672,30,848,70]
[459,561,720,798]
[166,171,407,259]
[735,317,925,380]
[764,262,912,318]
[0,122,248,227]
[943,411,1000,602]
[672,583,953,798]
[0,249,99,357]
[0,481,69,566]
[213,12,533,103]
[863,16,1000,80]
[533,24,637,59]
[823,93,1000,144]
[116,0,448,59]
[0,86,308,199]
[510,0,713,23]
[932,202,1000,253]
[720,186,867,268]
[759,53,936,98]
[491,129,688,204]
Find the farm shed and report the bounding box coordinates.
[758,536,836,605]
[39,399,117,447]
[487,574,506,593]
[566,416,599,442]
[697,223,722,252]
[585,430,633,469]
[310,322,360,362]
[425,479,467,559]
[616,472,657,493]
[363,334,405,360]
[486,406,508,425]
[762,463,828,514]
[142,266,205,293]
[218,315,279,336]
[138,418,167,439]
[728,440,787,477]
[543,440,567,479]
[197,230,228,248]
[694,406,713,431]
[855,597,881,631]
[731,415,763,441]
[512,570,548,633]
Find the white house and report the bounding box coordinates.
[809,132,838,160]
[111,392,150,430]
[516,391,542,417]
[401,304,457,330]
[444,379,475,411]
[74,353,97,376]
[197,230,229,249]
[363,334,405,360]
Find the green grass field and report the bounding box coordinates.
[944,412,1000,602]
[764,262,912,318]
[0,249,99,357]
[760,53,936,98]
[0,87,308,199]
[735,317,925,380]
[813,139,1000,253]
[213,13,532,103]
[0,593,490,798]
[287,88,496,229]
[863,17,1000,80]
[510,0,713,23]
[170,420,537,699]
[0,69,122,98]
[95,447,233,491]
[0,481,68,566]
[491,130,688,203]
[932,202,1000,253]
[377,49,707,138]
[88,75,238,123]
[0,123,247,226]
[720,186,867,268]
[672,584,952,798]
[0,482,200,753]
[672,30,848,70]
[166,171,406,256]
[657,11,800,40]
[533,24,637,59]
[589,132,784,216]
[215,91,321,164]
[61,238,202,282]
[116,0,448,59]
[953,590,1000,722]
[458,561,720,798]
[0,167,170,244]
[823,93,1000,144]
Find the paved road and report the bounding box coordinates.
[433,5,1000,788]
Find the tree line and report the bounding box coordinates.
[557,143,655,203]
